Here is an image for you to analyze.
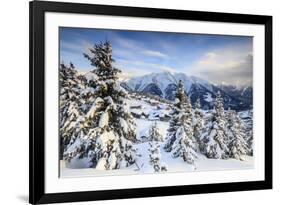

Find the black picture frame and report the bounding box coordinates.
[29,1,272,204]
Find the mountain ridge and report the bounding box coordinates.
[121,71,252,111]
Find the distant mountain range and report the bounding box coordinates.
[121,72,252,111]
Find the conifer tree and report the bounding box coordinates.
[228,111,249,160]
[247,130,253,156]
[202,91,229,159]
[193,98,204,152]
[164,80,187,152]
[64,41,138,170]
[164,80,197,164]
[148,121,163,142]
[171,126,197,165]
[148,122,167,172]
[59,62,84,159]
[243,110,253,156]
[225,109,235,144]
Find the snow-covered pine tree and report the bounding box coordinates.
[148,141,167,172]
[148,121,163,142]
[59,62,84,159]
[65,41,138,170]
[172,126,198,166]
[225,109,235,144]
[228,111,249,160]
[242,110,253,156]
[202,91,229,159]
[148,122,167,172]
[63,96,105,165]
[193,98,204,152]
[164,80,197,165]
[164,80,186,152]
[247,130,253,156]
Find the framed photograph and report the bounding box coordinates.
[29,1,272,204]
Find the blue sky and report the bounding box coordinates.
[60,27,253,86]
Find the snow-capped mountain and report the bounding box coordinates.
[122,72,252,111]
[125,72,213,95]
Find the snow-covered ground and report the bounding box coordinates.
[61,150,253,178]
[60,118,254,178]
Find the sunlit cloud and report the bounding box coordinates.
[114,59,177,77]
[190,45,253,86]
[142,50,168,59]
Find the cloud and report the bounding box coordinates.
[114,59,177,77]
[61,39,93,55]
[142,50,168,59]
[60,40,82,52]
[154,65,176,73]
[113,35,141,51]
[117,71,134,81]
[111,34,168,59]
[190,46,253,86]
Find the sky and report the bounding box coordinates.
[60,27,253,86]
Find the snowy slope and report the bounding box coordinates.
[61,97,254,178]
[62,146,253,177]
[61,150,253,178]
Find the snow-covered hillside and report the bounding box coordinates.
[61,95,254,177]
[61,117,253,177]
[61,146,253,178]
